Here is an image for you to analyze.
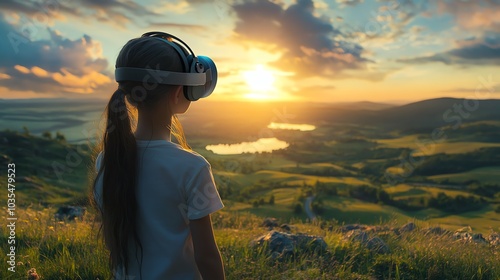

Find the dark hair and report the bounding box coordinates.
[90,36,190,278]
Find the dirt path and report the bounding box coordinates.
[305,196,316,221]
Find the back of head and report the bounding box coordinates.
[116,36,185,108]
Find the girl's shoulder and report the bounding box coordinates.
[159,141,211,168]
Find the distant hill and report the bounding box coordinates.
[361,98,500,132]
[327,101,395,111]
[1,97,499,141]
[288,98,500,133]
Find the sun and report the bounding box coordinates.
[243,65,275,92]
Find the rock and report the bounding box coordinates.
[471,233,488,244]
[423,226,450,236]
[453,230,488,244]
[251,230,327,260]
[453,231,469,240]
[343,230,390,254]
[320,222,335,232]
[262,217,279,229]
[452,228,500,246]
[366,225,391,233]
[455,226,472,233]
[340,224,368,233]
[487,232,500,246]
[280,224,292,232]
[344,229,369,242]
[399,222,416,233]
[55,206,86,221]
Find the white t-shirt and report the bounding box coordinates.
[93,139,224,280]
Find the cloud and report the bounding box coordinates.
[79,0,157,26]
[398,33,500,66]
[232,0,370,78]
[147,22,208,33]
[0,0,162,28]
[293,84,336,97]
[443,86,499,94]
[156,1,191,14]
[0,15,113,96]
[436,0,500,32]
[360,0,429,42]
[336,0,364,7]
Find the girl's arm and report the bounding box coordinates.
[189,214,225,280]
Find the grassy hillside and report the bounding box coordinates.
[0,129,93,206]
[1,126,499,233]
[1,207,499,280]
[1,96,500,279]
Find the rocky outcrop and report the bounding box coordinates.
[399,222,417,233]
[487,232,500,246]
[453,227,499,246]
[251,230,327,260]
[423,226,451,236]
[343,230,390,254]
[261,217,279,229]
[339,222,416,235]
[54,206,86,221]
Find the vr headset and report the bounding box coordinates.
[114,31,217,101]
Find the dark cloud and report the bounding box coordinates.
[398,34,500,66]
[0,0,158,27]
[232,0,370,78]
[336,0,364,7]
[79,0,157,25]
[0,15,113,95]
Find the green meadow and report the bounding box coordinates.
[1,207,499,280]
[1,98,500,278]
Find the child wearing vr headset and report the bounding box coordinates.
[91,32,225,280]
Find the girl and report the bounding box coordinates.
[91,33,225,280]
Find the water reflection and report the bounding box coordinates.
[267,122,316,131]
[206,137,289,155]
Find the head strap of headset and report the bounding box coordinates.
[114,32,212,87]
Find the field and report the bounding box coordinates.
[1,207,499,280]
[429,166,500,185]
[1,98,500,278]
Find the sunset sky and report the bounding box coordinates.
[0,0,498,103]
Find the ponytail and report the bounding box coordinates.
[99,88,143,278]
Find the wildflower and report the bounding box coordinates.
[48,226,54,231]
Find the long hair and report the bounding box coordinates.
[89,36,190,279]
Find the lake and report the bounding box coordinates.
[205,137,289,155]
[205,122,316,155]
[267,122,316,131]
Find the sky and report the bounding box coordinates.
[0,0,498,103]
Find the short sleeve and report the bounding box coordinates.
[185,163,224,220]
